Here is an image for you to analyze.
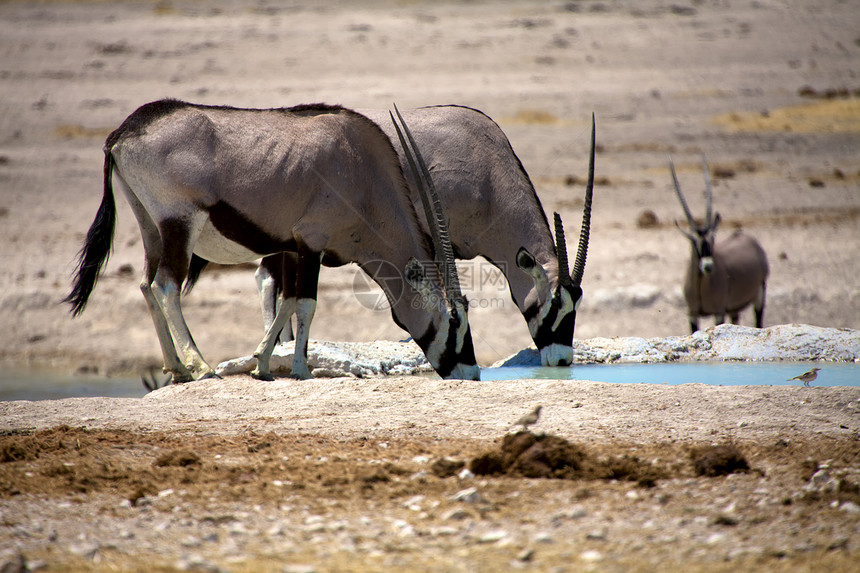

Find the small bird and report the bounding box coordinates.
[512,405,542,432]
[788,367,820,387]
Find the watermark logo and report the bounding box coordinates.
[351,260,509,311]
[352,260,400,311]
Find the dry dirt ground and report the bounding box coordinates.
[0,0,859,571]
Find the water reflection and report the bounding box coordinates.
[482,362,859,386]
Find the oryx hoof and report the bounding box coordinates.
[141,368,173,392]
[194,369,220,381]
[170,371,195,384]
[289,367,313,380]
[250,368,274,382]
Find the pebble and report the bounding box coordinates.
[478,530,508,543]
[457,467,475,480]
[517,548,535,562]
[581,549,603,562]
[838,501,860,514]
[534,532,554,544]
[282,566,317,573]
[450,487,482,504]
[68,543,99,560]
[403,495,425,510]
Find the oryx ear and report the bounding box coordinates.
[711,212,722,231]
[404,257,428,292]
[516,247,549,290]
[674,220,697,241]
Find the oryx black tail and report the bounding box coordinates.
[64,151,117,316]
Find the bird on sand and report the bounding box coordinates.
[787,367,820,387]
[512,405,542,432]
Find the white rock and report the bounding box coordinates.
[478,530,508,543]
[495,324,859,366]
[216,340,432,377]
[457,468,476,480]
[451,487,482,504]
[581,549,603,562]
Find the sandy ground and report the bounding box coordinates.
[1,0,859,571]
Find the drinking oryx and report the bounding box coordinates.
[65,99,480,382]
[669,156,769,333]
[187,106,596,366]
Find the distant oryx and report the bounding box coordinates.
[187,106,596,366]
[669,156,769,333]
[65,99,480,382]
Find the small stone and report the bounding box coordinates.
[478,530,508,543]
[838,501,860,514]
[534,532,554,543]
[68,543,99,561]
[403,494,426,510]
[586,528,607,541]
[451,487,482,504]
[581,549,603,562]
[282,565,317,573]
[706,532,726,545]
[442,508,471,521]
[0,550,27,573]
[431,526,459,536]
[457,467,475,480]
[517,548,535,562]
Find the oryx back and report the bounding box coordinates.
[68,99,478,382]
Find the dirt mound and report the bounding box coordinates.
[469,432,664,485]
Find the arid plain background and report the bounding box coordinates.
[0,0,858,373]
[0,1,859,572]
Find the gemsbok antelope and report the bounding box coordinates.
[669,156,769,333]
[188,106,596,366]
[65,99,480,382]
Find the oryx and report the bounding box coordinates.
[65,99,480,382]
[189,106,596,366]
[669,156,769,333]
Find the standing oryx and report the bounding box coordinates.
[65,99,479,382]
[669,156,769,333]
[193,106,596,366]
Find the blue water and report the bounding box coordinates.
[481,362,859,386]
[0,368,146,401]
[1,362,857,401]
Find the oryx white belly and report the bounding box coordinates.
[194,220,262,264]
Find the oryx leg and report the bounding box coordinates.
[150,217,216,381]
[688,315,699,334]
[116,175,191,382]
[256,253,296,343]
[251,290,296,381]
[754,283,766,328]
[290,248,322,380]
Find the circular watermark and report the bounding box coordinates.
[352,260,402,311]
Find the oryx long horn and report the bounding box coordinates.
[554,212,572,286]
[668,156,697,231]
[701,153,713,226]
[390,105,463,302]
[570,113,596,287]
